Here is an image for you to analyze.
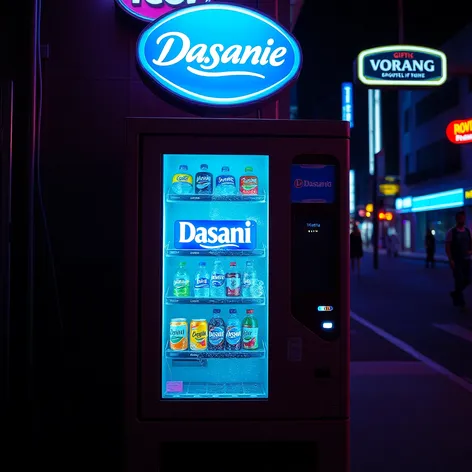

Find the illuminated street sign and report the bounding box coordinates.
[357,45,447,87]
[379,175,400,197]
[349,169,355,213]
[342,82,353,128]
[465,188,472,203]
[446,118,472,144]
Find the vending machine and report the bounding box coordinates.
[124,117,350,472]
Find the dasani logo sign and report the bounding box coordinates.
[294,179,332,188]
[174,220,257,250]
[137,4,302,107]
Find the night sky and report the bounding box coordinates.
[293,1,470,203]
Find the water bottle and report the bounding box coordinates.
[215,166,237,195]
[242,309,259,350]
[210,260,226,298]
[194,262,210,297]
[225,309,242,351]
[195,164,213,194]
[171,165,193,194]
[173,262,190,297]
[242,260,257,297]
[208,309,226,351]
[226,261,241,297]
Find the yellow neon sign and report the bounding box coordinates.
[379,183,400,196]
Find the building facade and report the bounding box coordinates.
[396,23,472,254]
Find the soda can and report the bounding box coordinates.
[169,318,188,351]
[190,319,208,351]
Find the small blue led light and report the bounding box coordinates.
[322,321,334,330]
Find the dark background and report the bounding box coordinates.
[294,2,470,203]
[1,1,470,471]
[4,2,288,471]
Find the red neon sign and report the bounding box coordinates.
[446,118,472,144]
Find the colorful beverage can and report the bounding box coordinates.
[190,319,208,351]
[169,318,188,351]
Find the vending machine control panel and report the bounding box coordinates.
[290,155,340,341]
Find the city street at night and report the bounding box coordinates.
[351,252,472,472]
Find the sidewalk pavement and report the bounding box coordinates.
[350,253,472,471]
[351,303,472,472]
[364,246,449,263]
[351,359,472,472]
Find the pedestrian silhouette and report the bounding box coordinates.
[425,229,436,268]
[350,225,363,276]
[445,211,472,311]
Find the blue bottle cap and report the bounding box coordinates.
[201,164,208,170]
[179,165,188,170]
[222,166,229,172]
[229,309,237,314]
[213,309,221,314]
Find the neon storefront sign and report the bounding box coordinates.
[357,45,447,87]
[446,118,472,144]
[116,0,211,22]
[341,82,353,127]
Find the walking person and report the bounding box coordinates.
[445,211,472,310]
[386,234,393,257]
[425,229,436,268]
[390,232,399,257]
[350,225,363,276]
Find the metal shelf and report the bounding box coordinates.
[165,341,266,359]
[165,289,265,305]
[166,191,266,203]
[165,247,265,257]
[163,382,266,399]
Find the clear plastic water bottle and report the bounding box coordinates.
[225,309,242,351]
[195,164,213,194]
[210,260,226,298]
[173,262,190,297]
[172,165,193,194]
[194,262,210,297]
[242,260,257,297]
[215,166,237,195]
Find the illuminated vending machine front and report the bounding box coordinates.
[124,2,350,471]
[162,154,269,399]
[125,118,349,472]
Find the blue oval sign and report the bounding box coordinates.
[357,45,447,87]
[136,4,302,108]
